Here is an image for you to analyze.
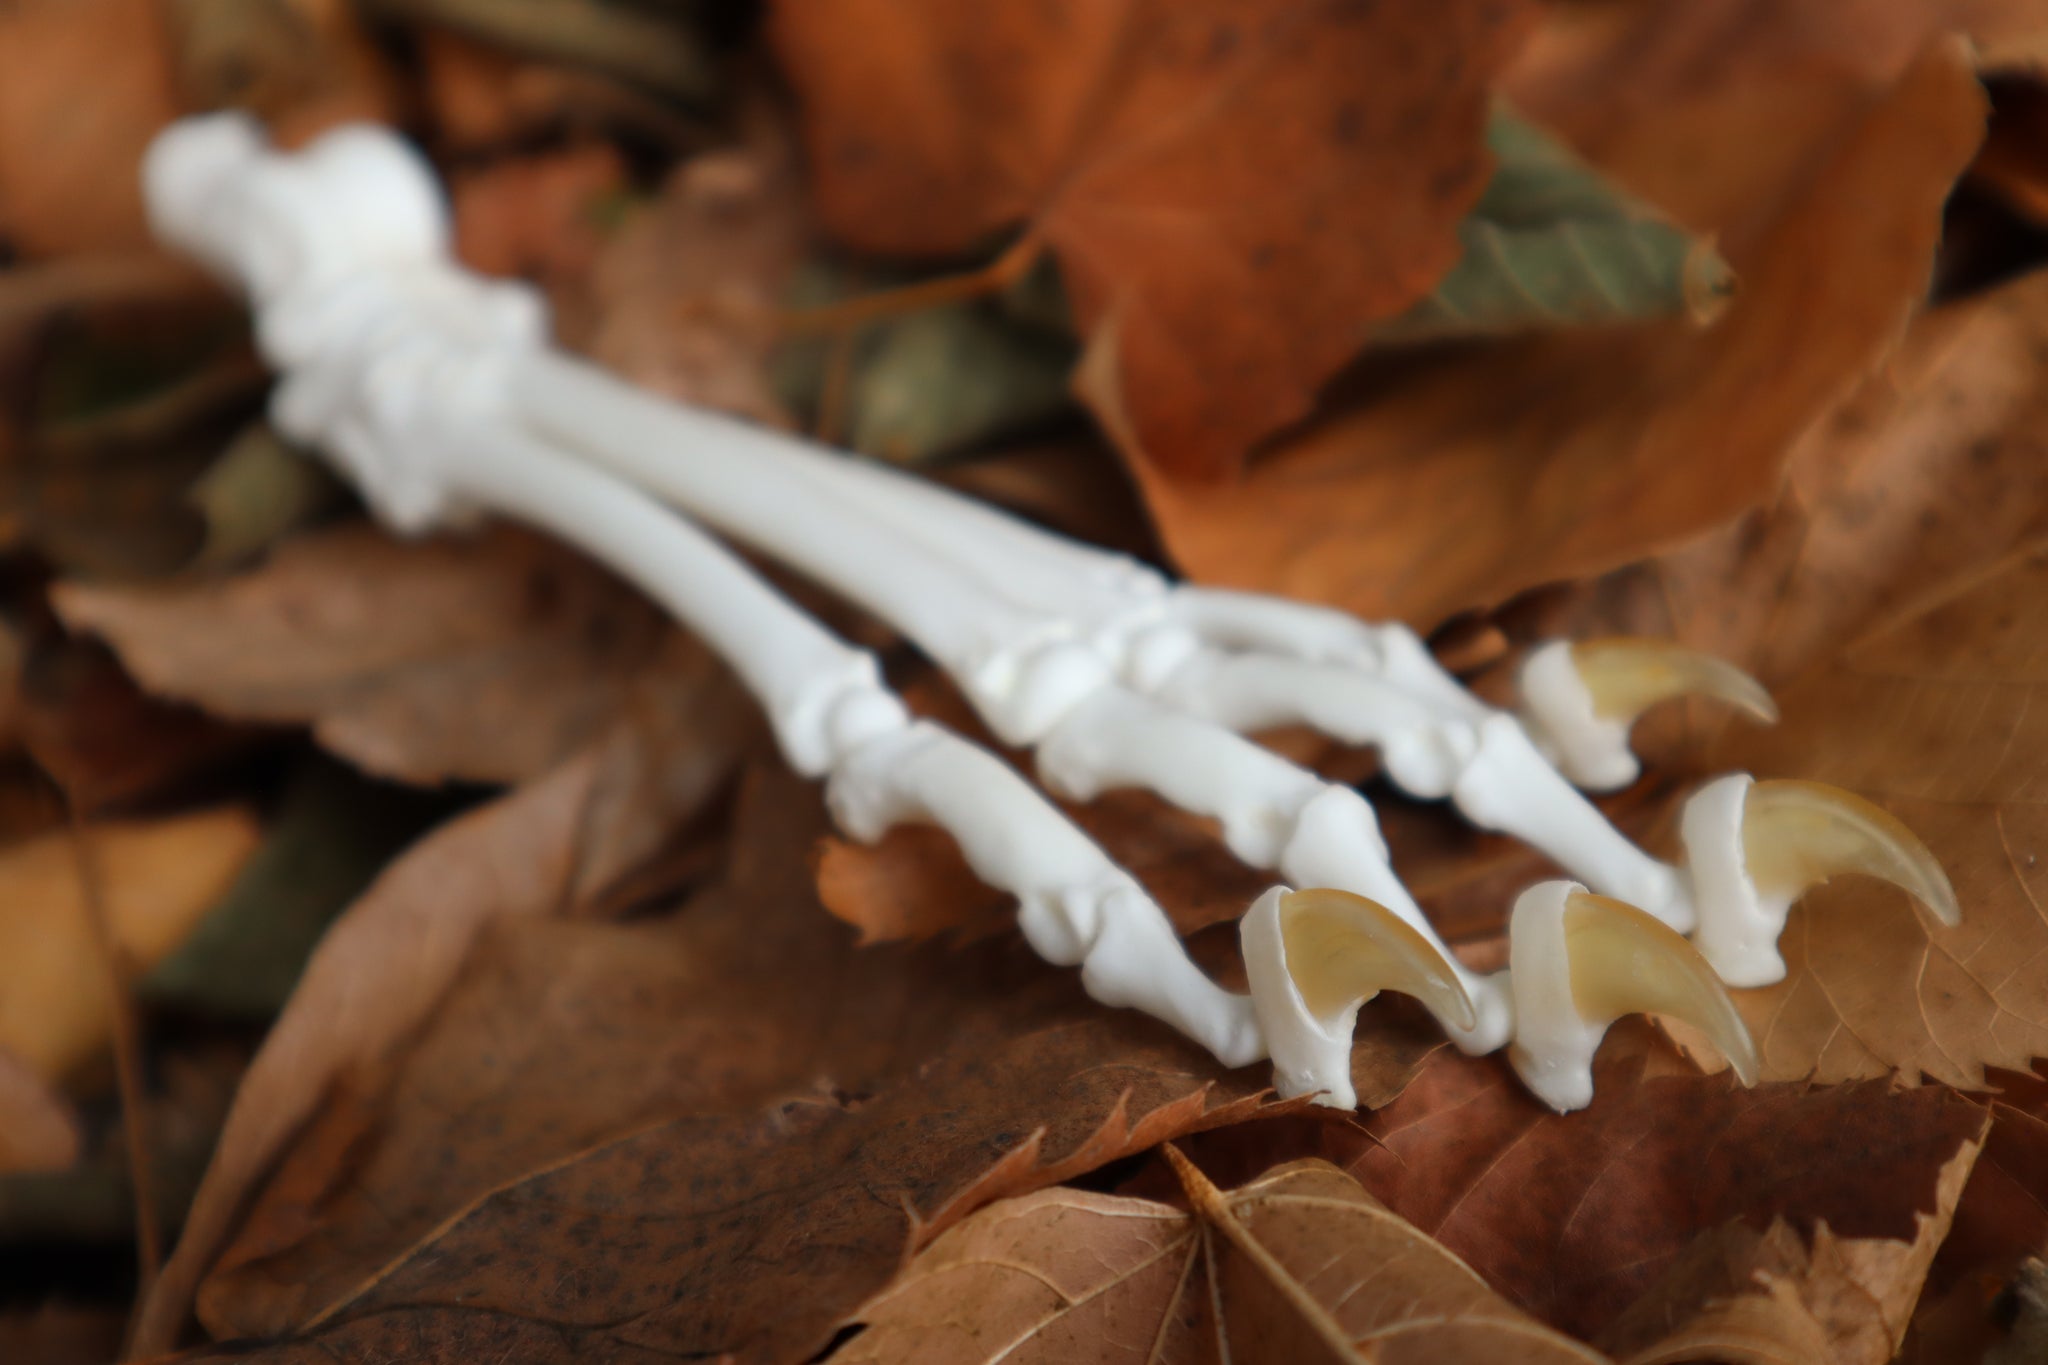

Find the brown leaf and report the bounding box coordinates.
[1132,19,1985,629]
[771,0,1533,479]
[1509,265,2048,703]
[0,1050,79,1174]
[0,0,181,257]
[1338,1030,1991,1343]
[125,648,754,1355]
[836,1152,1603,1363]
[449,142,626,292]
[1676,544,2048,1088]
[581,119,809,426]
[1597,1135,1981,1365]
[55,523,720,787]
[171,783,1298,1363]
[0,808,258,1081]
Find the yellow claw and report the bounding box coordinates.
[1279,888,1477,1033]
[1563,890,1759,1087]
[1741,779,1959,927]
[1570,637,1779,728]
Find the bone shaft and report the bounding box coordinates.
[830,720,1258,1063]
[1454,718,1691,928]
[439,421,874,774]
[516,353,1142,649]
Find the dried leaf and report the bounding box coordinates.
[363,0,720,105]
[773,0,1533,478]
[1373,106,1733,345]
[0,808,259,1081]
[0,1051,80,1174]
[836,1153,1603,1363]
[1507,265,2048,701]
[8,341,268,581]
[1132,21,1984,629]
[1340,1031,1992,1343]
[172,768,1295,1364]
[185,421,346,571]
[845,301,1076,464]
[1597,1137,1982,1365]
[584,130,808,424]
[125,648,753,1355]
[144,756,453,1017]
[1678,545,2048,1088]
[167,0,400,147]
[0,0,181,257]
[450,141,627,295]
[17,629,257,813]
[55,523,721,787]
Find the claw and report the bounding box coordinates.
[1520,637,1778,791]
[1684,774,1958,987]
[1242,886,1477,1109]
[1507,882,1758,1112]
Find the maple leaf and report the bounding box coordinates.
[770,0,1534,479]
[833,1150,1604,1364]
[1129,12,1985,629]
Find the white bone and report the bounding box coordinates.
[140,112,1770,1109]
[1679,774,1787,986]
[1240,886,1363,1108]
[1036,686,1509,1051]
[1519,639,1643,791]
[1502,881,1605,1112]
[144,112,1259,1069]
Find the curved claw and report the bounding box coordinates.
[1684,774,1958,987]
[1508,882,1758,1112]
[1242,886,1477,1109]
[1520,637,1778,792]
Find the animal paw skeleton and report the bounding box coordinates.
[141,114,1961,1112]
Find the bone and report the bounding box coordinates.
[1683,773,1958,987]
[1037,687,1507,1046]
[1151,648,1479,798]
[1453,715,1694,930]
[1507,882,1758,1112]
[1520,638,1778,791]
[1241,886,1475,1108]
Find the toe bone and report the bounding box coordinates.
[1683,774,1957,987]
[1508,881,1758,1112]
[1520,638,1777,791]
[1243,886,1477,1109]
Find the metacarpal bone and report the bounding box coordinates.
[1519,637,1778,792]
[1036,686,1506,1047]
[1682,774,1959,988]
[1242,886,1477,1109]
[1507,883,1759,1113]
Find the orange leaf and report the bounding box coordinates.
[771,0,1534,478]
[1132,20,1985,629]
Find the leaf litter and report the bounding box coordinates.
[6,1,2048,1363]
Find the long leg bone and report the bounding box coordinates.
[143,112,1929,1112]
